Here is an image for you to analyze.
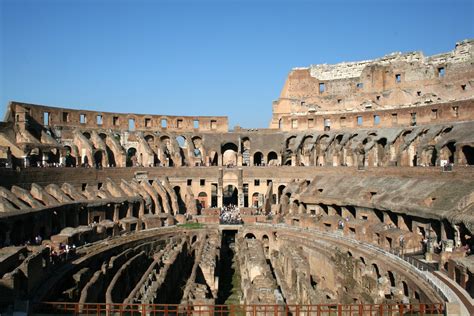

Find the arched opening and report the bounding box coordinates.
[127,147,137,167]
[173,186,186,214]
[211,183,218,207]
[83,132,91,139]
[245,233,256,239]
[209,151,218,166]
[223,184,238,206]
[241,137,251,166]
[64,146,76,167]
[277,185,286,203]
[462,146,474,165]
[402,281,409,297]
[445,141,456,164]
[197,192,207,211]
[29,148,41,167]
[267,151,278,166]
[145,134,154,144]
[94,150,103,168]
[176,136,187,148]
[262,234,269,254]
[372,263,381,279]
[252,192,259,207]
[222,143,238,167]
[253,152,263,166]
[387,271,396,287]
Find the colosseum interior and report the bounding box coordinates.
[0,39,473,315]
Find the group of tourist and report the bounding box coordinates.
[46,242,77,264]
[220,204,242,224]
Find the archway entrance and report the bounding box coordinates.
[222,143,238,167]
[223,185,238,206]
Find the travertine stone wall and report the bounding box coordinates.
[271,40,474,130]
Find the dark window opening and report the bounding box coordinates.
[113,116,119,126]
[374,115,380,125]
[43,112,50,126]
[177,119,183,129]
[319,83,325,93]
[376,95,381,101]
[438,67,445,77]
[411,113,417,126]
[82,183,87,191]
[324,118,331,131]
[210,120,217,129]
[395,74,401,83]
[62,112,69,122]
[461,84,466,91]
[417,91,421,96]
[187,179,192,186]
[356,83,363,89]
[200,179,205,186]
[337,99,342,103]
[254,179,260,186]
[145,118,151,128]
[431,109,438,119]
[128,118,135,131]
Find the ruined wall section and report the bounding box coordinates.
[271,39,474,129]
[8,102,228,133]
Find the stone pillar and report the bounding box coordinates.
[291,153,296,167]
[113,204,120,222]
[238,168,244,208]
[126,203,133,218]
[139,200,145,218]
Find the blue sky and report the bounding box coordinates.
[1,0,473,128]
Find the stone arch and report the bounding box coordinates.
[28,147,42,167]
[402,280,409,296]
[208,151,218,166]
[173,186,186,214]
[176,136,187,148]
[253,151,263,166]
[372,263,381,278]
[441,141,456,164]
[64,145,77,167]
[252,192,259,207]
[127,147,137,167]
[197,192,207,210]
[223,184,238,206]
[387,271,396,287]
[222,142,238,167]
[462,145,474,165]
[245,233,256,239]
[93,150,105,168]
[267,151,278,166]
[277,185,286,203]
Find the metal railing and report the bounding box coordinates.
[33,302,445,316]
